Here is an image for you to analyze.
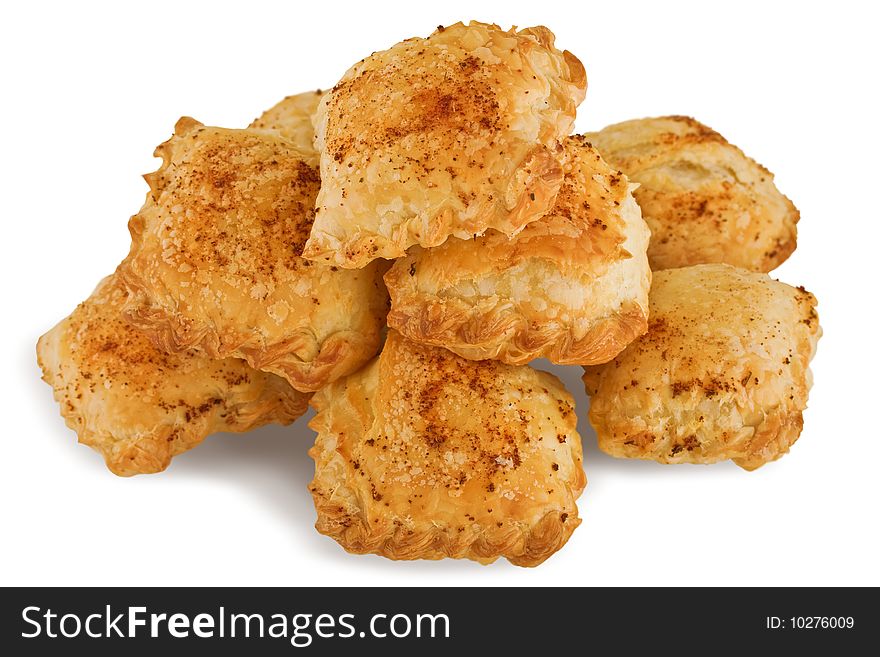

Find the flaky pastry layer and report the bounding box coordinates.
[582,264,820,470]
[309,330,586,566]
[37,275,308,476]
[586,116,798,272]
[249,90,325,162]
[386,135,651,365]
[303,22,586,267]
[119,118,389,392]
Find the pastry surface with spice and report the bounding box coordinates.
[582,264,820,470]
[385,135,651,365]
[119,118,389,392]
[586,116,798,272]
[308,330,586,566]
[249,89,325,162]
[303,21,586,268]
[36,275,309,476]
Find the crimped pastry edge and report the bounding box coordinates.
[387,296,648,366]
[308,418,584,567]
[35,289,309,476]
[302,21,585,268]
[119,119,385,393]
[308,482,582,567]
[306,332,587,566]
[119,278,380,393]
[302,143,565,268]
[589,402,806,472]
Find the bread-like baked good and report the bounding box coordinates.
[36,275,308,476]
[586,116,798,272]
[385,135,651,365]
[303,22,586,268]
[249,90,325,161]
[308,330,586,566]
[119,117,389,392]
[582,264,820,470]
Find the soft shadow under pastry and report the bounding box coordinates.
[582,264,820,470]
[308,330,586,566]
[385,135,651,365]
[36,274,309,476]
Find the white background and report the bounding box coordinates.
[2,0,878,587]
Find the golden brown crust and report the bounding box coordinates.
[118,118,389,392]
[586,116,798,272]
[308,330,586,566]
[582,264,821,470]
[248,90,325,161]
[303,22,586,267]
[385,135,651,365]
[36,275,309,476]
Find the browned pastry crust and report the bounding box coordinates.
[36,275,309,476]
[586,116,799,272]
[249,90,325,161]
[308,330,586,566]
[385,135,651,365]
[582,264,820,470]
[119,117,389,392]
[303,22,586,267]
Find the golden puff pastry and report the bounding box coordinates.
[582,264,820,470]
[303,22,587,268]
[119,117,389,393]
[249,90,325,161]
[586,116,798,272]
[385,135,651,366]
[308,330,586,566]
[36,275,308,476]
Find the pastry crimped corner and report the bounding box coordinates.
[119,117,389,392]
[586,115,799,272]
[36,274,309,476]
[302,21,586,268]
[308,330,586,566]
[385,134,651,366]
[582,264,820,470]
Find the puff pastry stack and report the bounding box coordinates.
[37,21,820,567]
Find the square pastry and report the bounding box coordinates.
[308,330,586,566]
[303,22,586,267]
[119,118,389,392]
[583,264,820,470]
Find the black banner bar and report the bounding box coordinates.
[1,587,873,654]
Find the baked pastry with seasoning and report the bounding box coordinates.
[302,21,586,268]
[36,275,309,476]
[385,135,651,365]
[249,89,325,161]
[582,264,820,470]
[586,116,799,272]
[119,117,389,392]
[308,330,586,566]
